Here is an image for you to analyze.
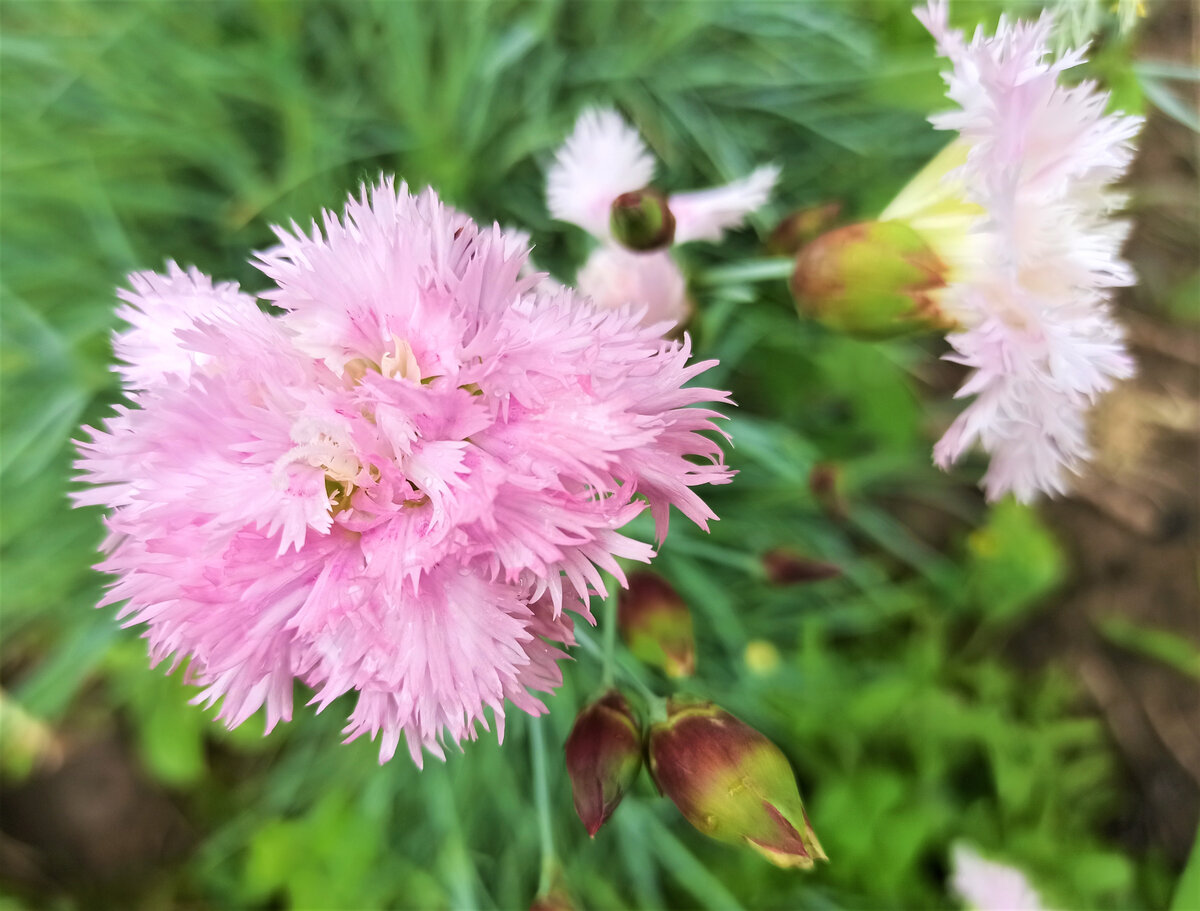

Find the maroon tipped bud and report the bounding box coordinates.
[762,549,842,586]
[618,573,696,678]
[564,690,643,837]
[648,699,827,871]
[767,202,843,255]
[808,462,847,522]
[610,187,676,251]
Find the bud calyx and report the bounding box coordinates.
[648,699,827,870]
[564,690,643,837]
[619,573,696,678]
[791,220,952,339]
[610,188,677,252]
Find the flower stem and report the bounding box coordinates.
[696,257,795,287]
[575,624,661,706]
[529,714,556,894]
[601,579,620,688]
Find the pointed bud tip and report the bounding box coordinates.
[791,220,953,339]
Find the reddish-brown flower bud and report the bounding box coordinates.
[564,690,643,837]
[529,887,575,911]
[808,461,847,522]
[648,699,827,871]
[767,202,843,255]
[610,187,677,251]
[618,573,695,678]
[762,549,842,586]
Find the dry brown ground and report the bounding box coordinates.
[1031,0,1200,865]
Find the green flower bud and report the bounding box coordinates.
[610,188,677,252]
[767,202,842,256]
[790,220,952,339]
[648,699,827,871]
[564,690,643,837]
[618,573,695,678]
[0,691,63,780]
[743,640,782,676]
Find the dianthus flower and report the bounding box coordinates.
[951,844,1048,911]
[895,1,1141,501]
[548,108,778,329]
[75,178,732,764]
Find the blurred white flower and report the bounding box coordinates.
[547,107,778,330]
[576,246,689,330]
[914,1,1141,502]
[951,844,1049,911]
[670,165,781,244]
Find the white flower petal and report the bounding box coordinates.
[576,245,690,331]
[951,844,1048,911]
[547,108,656,238]
[670,164,780,243]
[918,0,1141,500]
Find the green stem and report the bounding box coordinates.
[645,692,669,724]
[529,714,556,894]
[696,257,795,287]
[601,580,620,688]
[575,625,659,704]
[430,766,479,910]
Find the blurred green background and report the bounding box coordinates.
[2,1,1198,909]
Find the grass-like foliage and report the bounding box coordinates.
[0,1,1178,909]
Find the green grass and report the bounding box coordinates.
[0,1,1183,909]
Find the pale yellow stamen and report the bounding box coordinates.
[380,335,421,381]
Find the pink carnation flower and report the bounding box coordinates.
[75,178,732,765]
[548,107,778,330]
[913,1,1140,501]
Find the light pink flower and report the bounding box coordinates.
[576,246,690,330]
[916,1,1140,501]
[75,178,732,765]
[951,844,1049,911]
[112,262,256,390]
[547,107,778,330]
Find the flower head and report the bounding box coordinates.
[909,1,1141,501]
[75,178,732,765]
[547,107,778,330]
[951,844,1047,911]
